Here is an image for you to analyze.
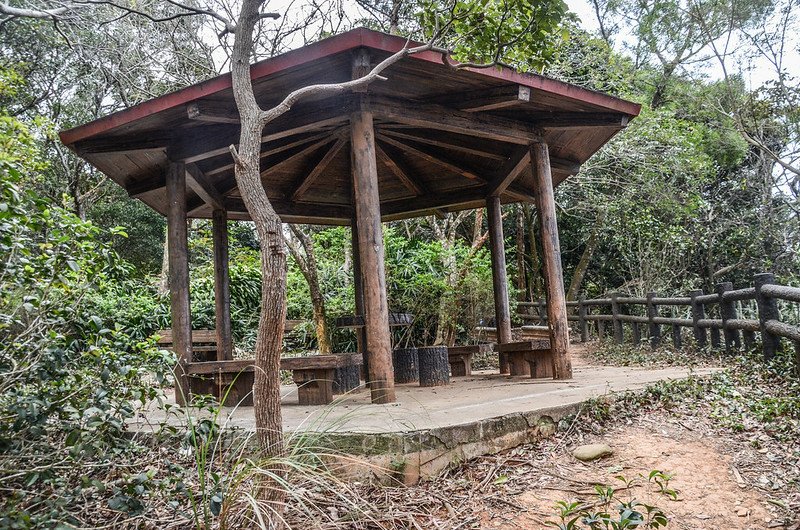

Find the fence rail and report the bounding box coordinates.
[518,272,800,363]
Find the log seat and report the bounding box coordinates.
[182,353,362,406]
[496,340,553,378]
[447,344,494,376]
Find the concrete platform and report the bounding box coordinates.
[136,358,718,483]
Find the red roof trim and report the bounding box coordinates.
[59,27,641,146]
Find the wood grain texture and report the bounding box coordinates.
[351,108,396,404]
[531,143,572,379]
[486,195,513,375]
[212,209,233,361]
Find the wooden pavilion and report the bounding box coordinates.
[60,28,641,405]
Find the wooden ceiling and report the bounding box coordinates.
[60,28,641,225]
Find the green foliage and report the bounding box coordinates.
[419,0,571,71]
[0,113,174,526]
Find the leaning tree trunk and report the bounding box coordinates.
[231,0,287,507]
[566,211,605,301]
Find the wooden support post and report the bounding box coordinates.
[598,319,605,342]
[487,194,512,374]
[350,220,368,379]
[754,272,782,361]
[578,295,588,343]
[610,293,623,344]
[689,290,707,348]
[212,209,233,361]
[646,292,661,348]
[716,282,740,354]
[166,162,192,405]
[350,107,395,404]
[531,143,571,379]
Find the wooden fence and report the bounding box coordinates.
[519,273,800,363]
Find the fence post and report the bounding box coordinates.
[578,294,588,343]
[597,319,605,342]
[611,293,624,344]
[671,322,682,349]
[646,292,661,348]
[710,325,721,350]
[632,321,641,346]
[689,290,707,349]
[716,282,740,354]
[754,272,782,360]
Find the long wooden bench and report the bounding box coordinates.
[447,344,494,376]
[496,339,553,378]
[182,353,362,406]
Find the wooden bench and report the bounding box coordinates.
[156,329,219,362]
[496,340,553,378]
[447,344,494,376]
[183,353,363,406]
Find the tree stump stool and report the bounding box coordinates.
[333,364,361,394]
[418,346,450,387]
[392,347,419,384]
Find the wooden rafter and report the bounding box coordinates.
[371,95,542,145]
[376,133,484,182]
[377,128,507,161]
[487,148,531,197]
[186,163,225,210]
[260,135,335,177]
[289,136,347,201]
[205,129,340,178]
[456,85,531,112]
[127,173,166,198]
[375,144,425,196]
[76,137,170,155]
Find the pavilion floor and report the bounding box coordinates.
[133,349,718,482]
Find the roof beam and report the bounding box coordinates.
[261,135,335,177]
[376,133,484,182]
[185,163,225,210]
[380,188,487,218]
[74,136,170,155]
[289,136,347,201]
[533,112,631,129]
[487,148,531,197]
[187,101,240,124]
[457,85,531,112]
[375,144,425,196]
[127,173,166,198]
[205,129,340,178]
[370,95,542,145]
[377,128,507,161]
[170,100,351,164]
[224,197,353,222]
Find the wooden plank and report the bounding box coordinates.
[375,144,425,196]
[224,197,352,221]
[261,135,335,177]
[212,209,233,361]
[127,173,166,197]
[186,164,225,210]
[351,107,395,404]
[487,195,512,374]
[186,353,362,374]
[531,143,572,379]
[371,95,542,145]
[377,133,483,181]
[74,135,170,155]
[290,136,348,201]
[533,112,630,129]
[166,162,192,405]
[496,340,551,353]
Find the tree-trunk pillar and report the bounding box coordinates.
[166,162,192,405]
[350,107,395,404]
[350,220,368,379]
[212,208,233,361]
[611,292,624,344]
[646,292,661,348]
[486,194,512,374]
[578,294,588,343]
[531,143,572,379]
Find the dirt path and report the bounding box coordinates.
[499,421,776,529]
